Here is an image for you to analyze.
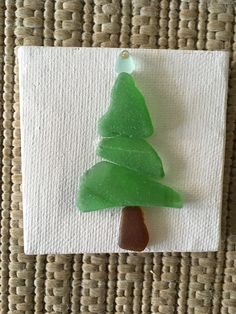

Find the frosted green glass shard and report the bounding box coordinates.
[98,73,154,138]
[97,137,164,179]
[77,162,182,212]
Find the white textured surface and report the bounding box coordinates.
[19,47,229,254]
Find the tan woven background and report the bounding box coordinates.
[0,0,236,313]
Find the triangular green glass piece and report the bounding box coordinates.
[97,137,164,179]
[98,73,154,138]
[77,162,182,212]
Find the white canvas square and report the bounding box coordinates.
[19,47,229,254]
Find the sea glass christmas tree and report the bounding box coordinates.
[77,51,182,251]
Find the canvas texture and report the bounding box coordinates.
[19,47,228,254]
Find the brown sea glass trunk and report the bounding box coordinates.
[118,206,149,251]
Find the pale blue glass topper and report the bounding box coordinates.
[115,50,135,74]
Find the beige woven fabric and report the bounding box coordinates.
[0,0,235,313]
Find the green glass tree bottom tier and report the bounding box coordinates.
[77,161,182,212]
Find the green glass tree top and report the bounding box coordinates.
[98,73,154,138]
[77,70,182,212]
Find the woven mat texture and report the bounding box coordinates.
[0,0,236,313]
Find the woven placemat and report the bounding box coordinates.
[0,0,236,313]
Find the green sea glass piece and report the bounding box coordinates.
[97,137,164,179]
[77,161,182,212]
[98,73,154,138]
